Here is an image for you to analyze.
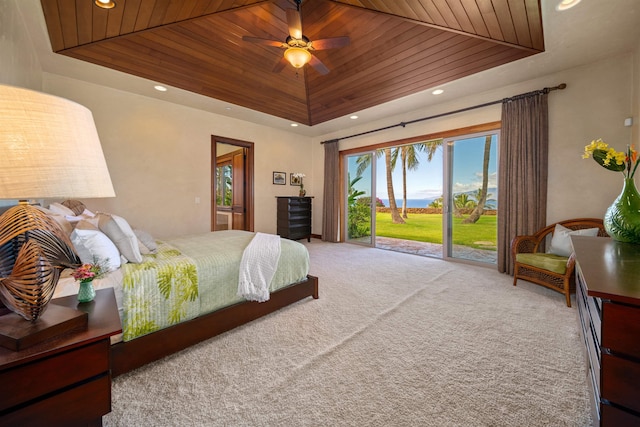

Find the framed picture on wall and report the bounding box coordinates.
[273,171,286,185]
[290,173,302,186]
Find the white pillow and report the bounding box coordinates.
[49,202,75,216]
[71,228,121,271]
[96,212,143,263]
[548,224,600,257]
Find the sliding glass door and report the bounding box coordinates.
[345,152,376,245]
[444,132,499,263]
[341,126,499,265]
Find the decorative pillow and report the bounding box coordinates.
[34,205,73,236]
[95,212,143,263]
[49,202,75,216]
[65,208,97,223]
[548,224,600,257]
[61,199,86,216]
[75,219,99,231]
[134,229,158,253]
[137,238,151,255]
[70,228,121,271]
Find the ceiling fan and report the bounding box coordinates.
[242,0,350,75]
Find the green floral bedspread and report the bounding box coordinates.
[120,230,310,342]
[121,242,199,341]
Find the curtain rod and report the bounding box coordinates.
[320,83,567,144]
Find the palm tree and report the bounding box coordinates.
[398,144,423,218]
[464,135,492,224]
[384,147,404,223]
[453,193,475,217]
[355,151,404,224]
[429,196,443,209]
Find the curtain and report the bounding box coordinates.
[322,140,340,242]
[497,92,549,274]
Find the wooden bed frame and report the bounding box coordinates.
[110,274,318,377]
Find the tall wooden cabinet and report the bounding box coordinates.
[276,196,312,242]
[573,236,640,426]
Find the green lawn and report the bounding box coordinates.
[375,212,497,249]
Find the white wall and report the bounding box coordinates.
[0,0,42,90]
[311,52,637,232]
[42,74,315,238]
[0,0,44,208]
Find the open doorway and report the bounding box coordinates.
[211,136,254,232]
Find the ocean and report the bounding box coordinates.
[379,199,435,208]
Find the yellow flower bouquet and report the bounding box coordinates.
[583,138,640,243]
[582,138,639,178]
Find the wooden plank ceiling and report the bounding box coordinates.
[40,0,544,126]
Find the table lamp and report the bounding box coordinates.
[0,85,115,349]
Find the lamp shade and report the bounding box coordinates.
[284,47,312,69]
[0,85,115,200]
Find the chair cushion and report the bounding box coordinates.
[516,253,568,275]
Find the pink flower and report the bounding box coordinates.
[72,262,104,281]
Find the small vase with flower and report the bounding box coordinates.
[293,172,306,197]
[72,260,107,303]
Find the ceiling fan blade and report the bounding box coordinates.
[310,36,350,51]
[286,8,303,40]
[273,56,289,73]
[242,36,286,48]
[309,54,329,75]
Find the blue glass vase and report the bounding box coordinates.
[604,178,640,244]
[77,280,96,303]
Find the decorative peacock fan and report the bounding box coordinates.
[0,204,80,321]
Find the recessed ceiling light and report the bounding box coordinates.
[556,0,581,11]
[432,89,444,95]
[350,115,358,120]
[94,0,116,9]
[225,107,232,111]
[291,123,299,127]
[153,85,167,92]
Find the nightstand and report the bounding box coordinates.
[0,288,122,427]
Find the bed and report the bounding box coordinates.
[51,215,318,377]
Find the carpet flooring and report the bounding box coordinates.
[104,240,592,427]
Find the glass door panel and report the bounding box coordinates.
[345,152,375,245]
[445,132,498,264]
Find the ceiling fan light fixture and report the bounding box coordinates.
[284,47,311,69]
[95,0,116,9]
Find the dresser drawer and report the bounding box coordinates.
[0,340,109,412]
[601,353,640,413]
[602,302,640,358]
[0,373,110,426]
[601,402,640,427]
[285,197,311,207]
[577,291,601,396]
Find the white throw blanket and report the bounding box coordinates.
[237,232,282,302]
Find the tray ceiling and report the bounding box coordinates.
[40,0,544,126]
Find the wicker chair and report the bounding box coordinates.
[511,218,607,307]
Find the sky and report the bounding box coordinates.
[348,134,498,201]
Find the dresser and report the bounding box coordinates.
[276,196,312,242]
[0,288,122,426]
[573,236,640,426]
